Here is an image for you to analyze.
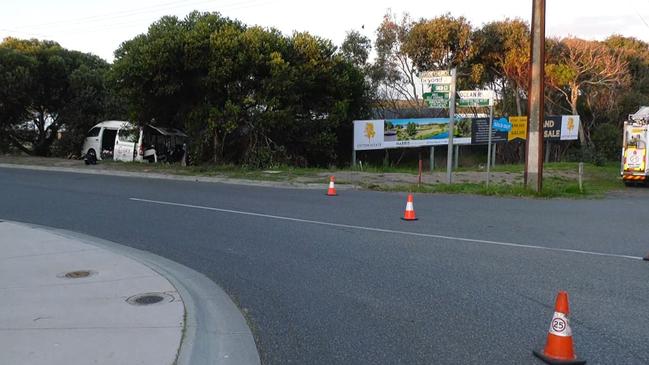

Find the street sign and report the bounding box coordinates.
[431,84,450,92]
[423,92,449,109]
[421,70,454,111]
[458,90,495,100]
[423,92,449,100]
[422,76,452,84]
[420,70,450,78]
[458,90,494,107]
[458,98,491,107]
[426,99,449,108]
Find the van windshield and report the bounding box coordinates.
[118,127,139,143]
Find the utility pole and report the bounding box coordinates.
[446,68,457,184]
[525,0,545,192]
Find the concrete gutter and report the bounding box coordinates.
[0,163,357,190]
[4,219,261,365]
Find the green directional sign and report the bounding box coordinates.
[458,98,490,107]
[423,92,449,109]
[423,91,450,99]
[431,84,450,92]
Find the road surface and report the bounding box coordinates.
[1,167,648,364]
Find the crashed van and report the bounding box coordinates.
[81,121,187,163]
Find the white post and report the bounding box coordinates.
[446,68,457,184]
[486,105,493,186]
[578,162,584,192]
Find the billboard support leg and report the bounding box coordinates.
[430,146,435,171]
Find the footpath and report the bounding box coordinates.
[0,220,260,365]
[0,220,184,364]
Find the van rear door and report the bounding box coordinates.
[114,126,139,162]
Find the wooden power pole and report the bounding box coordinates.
[525,0,545,192]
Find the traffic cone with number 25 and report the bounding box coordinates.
[533,291,586,364]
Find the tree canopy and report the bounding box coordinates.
[2,10,648,165]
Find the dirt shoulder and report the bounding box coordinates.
[0,154,624,198]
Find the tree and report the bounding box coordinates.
[546,38,630,145]
[472,19,529,115]
[0,46,34,152]
[604,35,649,126]
[374,11,425,113]
[0,37,109,156]
[112,12,371,167]
[341,30,371,67]
[403,13,474,71]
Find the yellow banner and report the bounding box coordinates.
[508,116,528,141]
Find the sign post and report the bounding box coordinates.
[421,69,456,183]
[446,68,457,184]
[458,90,496,186]
[487,105,493,186]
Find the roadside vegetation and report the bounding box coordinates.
[1,10,646,197]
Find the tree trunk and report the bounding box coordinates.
[212,131,220,163]
[570,85,587,147]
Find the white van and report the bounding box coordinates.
[81,121,187,163]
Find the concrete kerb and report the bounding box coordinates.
[0,163,358,190]
[5,219,261,365]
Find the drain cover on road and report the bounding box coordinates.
[58,270,96,279]
[126,292,174,306]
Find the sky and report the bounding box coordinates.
[1,0,649,62]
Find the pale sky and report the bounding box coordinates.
[1,0,648,62]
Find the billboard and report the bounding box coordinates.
[353,115,581,150]
[561,115,580,140]
[471,117,508,144]
[353,118,471,151]
[544,115,580,141]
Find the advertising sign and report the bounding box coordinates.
[353,118,471,151]
[353,120,384,150]
[543,116,562,141]
[508,116,528,141]
[471,118,508,144]
[492,117,512,132]
[561,115,580,141]
[353,115,580,150]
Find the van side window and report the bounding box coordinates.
[87,127,101,137]
[118,127,139,143]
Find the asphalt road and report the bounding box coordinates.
[1,167,648,364]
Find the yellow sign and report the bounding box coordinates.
[364,122,376,142]
[508,116,528,141]
[566,117,575,132]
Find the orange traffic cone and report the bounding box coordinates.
[327,176,337,196]
[533,291,586,364]
[401,194,417,221]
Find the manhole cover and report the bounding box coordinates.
[126,292,173,306]
[57,270,96,279]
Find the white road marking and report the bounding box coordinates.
[129,197,643,261]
